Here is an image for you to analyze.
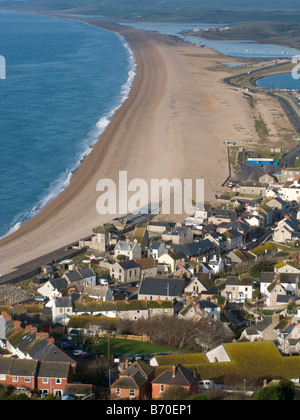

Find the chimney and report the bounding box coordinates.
[263,379,268,387]
[193,367,198,379]
[47,337,55,344]
[125,358,129,369]
[14,320,22,334]
[172,364,176,378]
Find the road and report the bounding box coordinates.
[225,303,250,328]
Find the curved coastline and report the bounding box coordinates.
[1,16,288,275]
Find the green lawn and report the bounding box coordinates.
[95,337,189,357]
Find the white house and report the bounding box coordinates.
[147,241,166,259]
[274,262,300,274]
[83,285,113,301]
[51,297,73,326]
[260,272,298,297]
[158,252,185,273]
[114,239,141,260]
[37,278,68,298]
[272,216,299,243]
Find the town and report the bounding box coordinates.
[1,163,300,400]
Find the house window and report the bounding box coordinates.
[12,376,18,382]
[0,374,6,381]
[116,388,121,396]
[24,377,31,383]
[160,385,165,393]
[56,378,62,384]
[129,389,135,397]
[43,378,49,384]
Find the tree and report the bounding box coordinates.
[160,386,190,400]
[254,380,295,400]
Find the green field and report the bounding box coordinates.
[94,337,190,357]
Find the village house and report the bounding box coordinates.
[272,216,299,243]
[240,317,276,342]
[152,364,198,399]
[0,358,73,398]
[135,257,157,278]
[179,301,220,321]
[63,268,97,287]
[51,296,73,326]
[266,278,298,308]
[0,318,76,371]
[279,179,300,202]
[260,272,299,298]
[82,285,113,302]
[37,277,68,298]
[221,276,253,302]
[147,241,166,259]
[127,227,150,249]
[273,319,300,355]
[162,226,194,245]
[274,262,300,274]
[222,229,243,251]
[71,300,173,322]
[184,275,215,298]
[110,360,155,400]
[147,221,176,234]
[204,232,227,255]
[216,218,250,240]
[114,239,141,260]
[266,197,287,220]
[110,259,141,283]
[158,251,185,273]
[171,239,216,263]
[79,224,118,253]
[138,277,187,302]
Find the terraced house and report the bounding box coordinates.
[0,358,73,398]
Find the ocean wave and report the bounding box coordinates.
[0,32,136,240]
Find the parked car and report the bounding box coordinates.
[114,353,122,363]
[233,297,245,303]
[35,296,48,302]
[80,352,91,359]
[74,349,85,356]
[100,278,108,286]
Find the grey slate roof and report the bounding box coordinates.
[139,277,186,298]
[152,364,197,386]
[171,239,215,257]
[118,260,140,270]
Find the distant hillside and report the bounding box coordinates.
[196,22,300,49]
[1,0,300,22]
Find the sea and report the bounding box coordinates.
[1,14,300,240]
[0,11,136,239]
[256,73,300,90]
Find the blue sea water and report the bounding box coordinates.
[256,73,300,90]
[0,12,135,238]
[120,21,300,59]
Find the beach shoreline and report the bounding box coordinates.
[0,15,295,275]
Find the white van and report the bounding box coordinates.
[100,278,108,286]
[233,297,245,303]
[74,349,85,356]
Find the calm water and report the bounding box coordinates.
[256,73,300,90]
[119,21,300,59]
[0,12,135,238]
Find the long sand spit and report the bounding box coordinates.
[0,18,267,275]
